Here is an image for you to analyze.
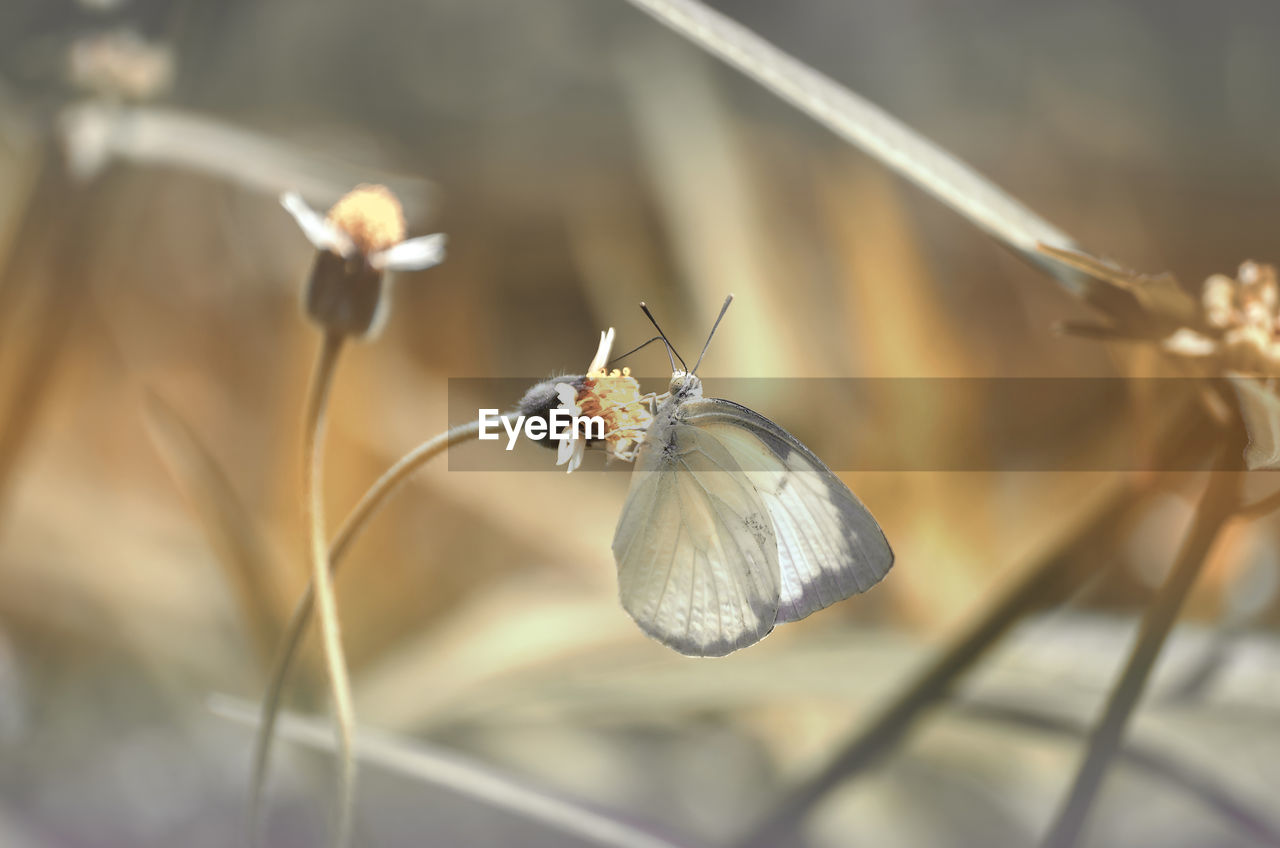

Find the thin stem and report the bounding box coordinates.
[300,332,354,848]
[1039,436,1245,848]
[249,418,492,842]
[957,698,1280,848]
[735,480,1133,848]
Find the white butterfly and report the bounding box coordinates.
[612,298,894,656]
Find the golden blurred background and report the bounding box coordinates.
[0,1,1278,846]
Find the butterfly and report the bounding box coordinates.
[610,296,894,656]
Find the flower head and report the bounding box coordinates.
[552,329,654,473]
[69,28,173,100]
[516,328,655,473]
[282,185,445,339]
[1162,261,1280,374]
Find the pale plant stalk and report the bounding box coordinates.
[249,417,496,842]
[618,0,1087,293]
[299,332,355,848]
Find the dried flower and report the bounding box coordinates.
[1161,261,1280,375]
[517,328,655,472]
[282,186,445,340]
[69,28,173,100]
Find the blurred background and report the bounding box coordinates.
[1,1,1279,846]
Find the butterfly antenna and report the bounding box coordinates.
[608,336,666,369]
[639,302,687,372]
[692,294,734,374]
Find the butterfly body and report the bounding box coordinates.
[612,370,893,657]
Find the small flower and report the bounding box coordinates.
[68,28,173,100]
[552,329,654,473]
[282,185,445,340]
[1161,261,1280,375]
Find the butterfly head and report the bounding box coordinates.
[668,370,703,400]
[638,295,734,401]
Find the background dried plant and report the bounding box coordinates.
[1,2,1279,847]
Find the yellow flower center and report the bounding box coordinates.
[574,370,653,460]
[326,184,405,255]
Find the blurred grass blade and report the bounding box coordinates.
[619,0,1088,293]
[957,697,1280,847]
[0,149,92,526]
[58,102,435,219]
[211,695,695,848]
[735,478,1132,848]
[736,410,1215,848]
[1040,438,1244,848]
[143,390,282,668]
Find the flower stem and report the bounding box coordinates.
[1039,435,1245,848]
[249,417,491,843]
[299,331,354,848]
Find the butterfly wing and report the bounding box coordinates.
[612,399,781,657]
[683,398,894,623]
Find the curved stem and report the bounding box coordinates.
[300,332,354,848]
[249,417,490,843]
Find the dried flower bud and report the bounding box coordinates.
[304,249,388,339]
[1202,274,1236,329]
[1239,260,1265,287]
[281,186,445,340]
[1225,324,1274,373]
[1242,298,1272,332]
[1161,328,1217,358]
[69,29,173,100]
[1166,262,1280,375]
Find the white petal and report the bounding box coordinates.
[371,233,446,272]
[554,383,579,409]
[556,436,576,466]
[588,328,615,374]
[280,192,354,256]
[566,439,586,473]
[1162,328,1217,357]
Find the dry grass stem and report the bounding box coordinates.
[249,418,492,838]
[736,478,1133,848]
[142,391,282,667]
[957,697,1280,847]
[297,332,355,848]
[1039,434,1246,848]
[618,0,1087,292]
